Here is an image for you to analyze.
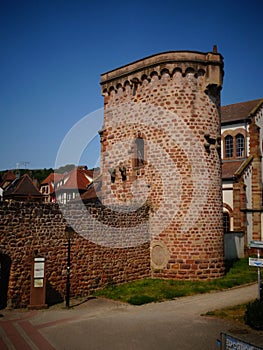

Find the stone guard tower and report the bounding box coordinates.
[100,49,225,279]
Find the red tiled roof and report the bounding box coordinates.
[222,161,244,179]
[41,173,55,185]
[1,170,16,182]
[221,98,263,124]
[222,157,254,180]
[0,170,16,189]
[81,176,102,201]
[4,174,43,199]
[55,168,94,191]
[41,173,65,195]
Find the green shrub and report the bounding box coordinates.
[245,299,263,330]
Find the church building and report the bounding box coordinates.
[221,99,263,255]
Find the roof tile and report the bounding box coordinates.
[221,98,263,124]
[55,167,94,191]
[222,160,246,179]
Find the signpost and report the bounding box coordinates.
[249,241,263,249]
[249,258,263,268]
[217,241,263,349]
[219,333,262,350]
[28,256,47,309]
[249,241,263,301]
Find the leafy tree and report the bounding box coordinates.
[55,164,75,174]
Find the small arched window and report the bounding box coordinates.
[236,134,245,158]
[134,137,144,168]
[225,135,233,158]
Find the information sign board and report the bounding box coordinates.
[34,258,45,279]
[221,333,262,350]
[249,258,263,268]
[34,279,44,288]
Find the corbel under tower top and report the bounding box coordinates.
[100,49,224,96]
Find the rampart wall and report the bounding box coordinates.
[0,200,150,308]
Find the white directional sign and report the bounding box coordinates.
[249,257,263,267]
[249,240,263,249]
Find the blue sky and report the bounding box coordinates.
[1,0,262,171]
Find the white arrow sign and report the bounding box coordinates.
[249,257,263,267]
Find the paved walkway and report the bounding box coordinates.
[0,283,263,350]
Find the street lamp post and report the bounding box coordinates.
[249,241,263,301]
[65,225,74,309]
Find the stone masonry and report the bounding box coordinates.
[100,50,225,279]
[0,49,227,308]
[0,200,150,308]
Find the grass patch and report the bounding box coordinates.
[128,295,156,305]
[94,258,257,305]
[204,304,247,323]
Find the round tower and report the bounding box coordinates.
[100,49,225,279]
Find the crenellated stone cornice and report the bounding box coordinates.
[100,50,224,95]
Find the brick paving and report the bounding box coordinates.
[1,284,263,350]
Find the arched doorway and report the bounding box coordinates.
[0,254,11,309]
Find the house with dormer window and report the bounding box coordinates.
[40,172,63,202]
[54,166,94,204]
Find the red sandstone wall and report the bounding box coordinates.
[100,51,225,279]
[0,200,150,308]
[249,118,262,241]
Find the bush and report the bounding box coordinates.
[245,299,263,330]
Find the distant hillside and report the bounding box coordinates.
[0,164,100,185]
[0,168,53,185]
[54,164,75,174]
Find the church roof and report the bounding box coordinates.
[222,160,245,179]
[222,157,253,180]
[221,98,263,124]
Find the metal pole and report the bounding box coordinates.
[258,248,261,301]
[66,236,70,308]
